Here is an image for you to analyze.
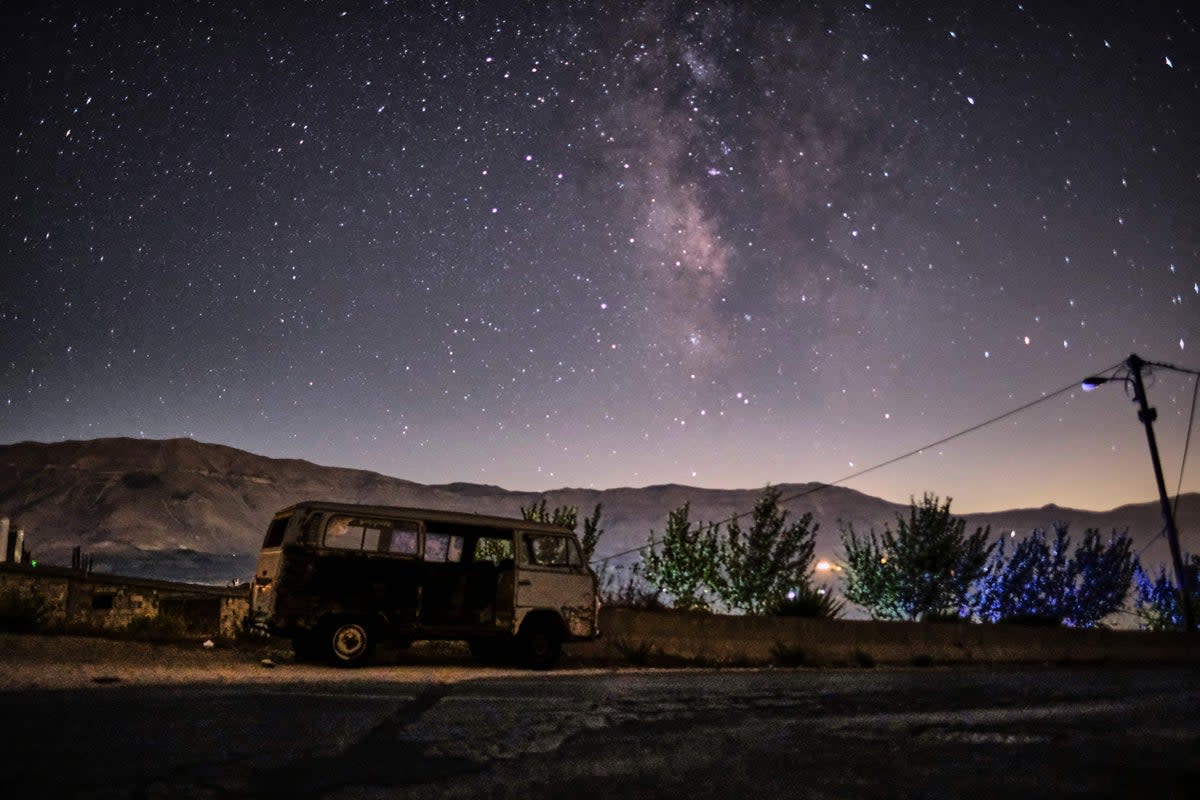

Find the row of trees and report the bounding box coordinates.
[842,494,1142,626]
[518,488,1195,630]
[629,489,1193,630]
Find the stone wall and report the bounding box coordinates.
[0,564,250,638]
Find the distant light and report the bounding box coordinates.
[1081,376,1110,391]
[816,560,832,571]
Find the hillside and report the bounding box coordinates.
[1,437,1196,583]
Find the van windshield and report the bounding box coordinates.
[523,534,581,567]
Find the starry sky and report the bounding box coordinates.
[3,1,1198,512]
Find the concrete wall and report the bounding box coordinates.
[6,566,1197,663]
[0,564,250,638]
[569,607,1200,666]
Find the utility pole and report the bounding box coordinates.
[1125,354,1195,633]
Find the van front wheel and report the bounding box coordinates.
[292,632,323,662]
[325,619,373,668]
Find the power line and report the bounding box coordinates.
[1136,372,1200,567]
[1171,372,1199,524]
[592,359,1126,566]
[1134,527,1166,561]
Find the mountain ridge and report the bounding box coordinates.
[2,436,1196,584]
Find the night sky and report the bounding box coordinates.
[3,2,1198,512]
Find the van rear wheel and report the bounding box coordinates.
[324,619,373,668]
[468,637,509,665]
[517,622,561,670]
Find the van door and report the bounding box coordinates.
[249,513,292,632]
[514,532,597,638]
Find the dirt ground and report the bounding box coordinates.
[0,633,568,690]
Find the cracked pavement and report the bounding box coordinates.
[2,666,1198,798]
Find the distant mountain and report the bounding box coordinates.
[1,437,1196,585]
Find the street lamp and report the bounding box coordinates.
[1082,353,1199,633]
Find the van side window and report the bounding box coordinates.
[324,516,391,552]
[384,520,420,556]
[424,532,464,563]
[262,515,290,548]
[475,534,513,563]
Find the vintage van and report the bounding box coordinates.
[248,501,599,669]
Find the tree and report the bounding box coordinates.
[1068,528,1135,627]
[579,504,604,562]
[643,503,721,612]
[974,525,1134,627]
[841,493,993,621]
[520,498,578,530]
[714,486,818,615]
[1133,554,1200,632]
[974,526,1072,625]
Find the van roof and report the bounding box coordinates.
[274,500,575,535]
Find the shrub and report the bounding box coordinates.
[771,583,845,619]
[1133,555,1200,632]
[853,649,876,668]
[769,641,809,667]
[611,637,654,666]
[599,562,666,610]
[0,586,51,633]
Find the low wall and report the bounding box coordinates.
[0,564,250,639]
[569,607,1200,666]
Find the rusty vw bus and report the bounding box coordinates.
[249,501,599,669]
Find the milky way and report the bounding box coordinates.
[3,2,1197,511]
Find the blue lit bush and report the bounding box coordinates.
[974,525,1134,627]
[1132,554,1199,632]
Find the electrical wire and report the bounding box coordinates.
[592,359,1125,566]
[1134,527,1166,561]
[1171,372,1199,524]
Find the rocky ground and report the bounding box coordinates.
[0,633,559,690]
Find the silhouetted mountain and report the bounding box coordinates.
[1,437,1195,584]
